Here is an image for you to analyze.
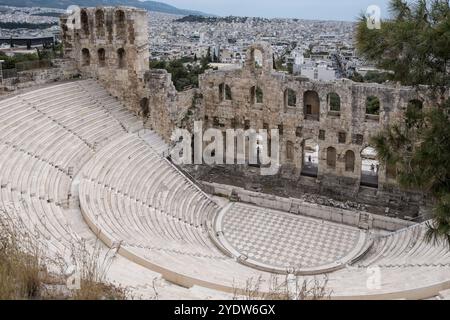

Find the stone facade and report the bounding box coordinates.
[60,7,448,218]
[0,59,78,96]
[60,6,193,136]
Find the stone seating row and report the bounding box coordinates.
[356,223,450,268]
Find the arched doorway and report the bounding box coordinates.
[81,48,90,66]
[301,139,319,177]
[304,90,320,121]
[360,146,379,188]
[97,48,106,67]
[95,9,105,37]
[344,150,355,172]
[80,9,89,35]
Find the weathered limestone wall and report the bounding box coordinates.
[0,59,78,95]
[60,6,187,141]
[193,42,447,217]
[59,8,447,218]
[204,182,415,231]
[60,6,149,112]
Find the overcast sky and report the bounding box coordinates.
[161,0,392,21]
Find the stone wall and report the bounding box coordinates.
[60,6,191,141]
[204,182,415,232]
[0,59,78,95]
[60,7,447,218]
[191,42,447,217]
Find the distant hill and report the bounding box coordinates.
[0,0,211,16]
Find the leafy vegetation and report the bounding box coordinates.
[150,55,213,92]
[351,71,393,84]
[356,0,450,87]
[0,52,39,69]
[357,0,450,245]
[0,211,127,300]
[371,97,450,244]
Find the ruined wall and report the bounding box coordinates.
[60,8,446,217]
[0,59,78,95]
[195,42,446,216]
[60,6,182,139]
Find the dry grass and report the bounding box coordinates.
[233,274,333,300]
[0,209,128,300]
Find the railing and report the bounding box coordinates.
[1,68,17,79]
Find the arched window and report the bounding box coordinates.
[284,89,297,107]
[81,48,90,66]
[251,86,263,104]
[97,48,105,67]
[115,10,126,39]
[252,48,263,68]
[326,147,337,168]
[95,9,105,36]
[140,97,149,118]
[345,150,355,172]
[304,90,320,121]
[366,96,380,115]
[80,9,89,35]
[117,48,126,69]
[225,85,232,101]
[327,92,340,112]
[286,141,294,161]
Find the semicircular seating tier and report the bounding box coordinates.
[1,80,450,299]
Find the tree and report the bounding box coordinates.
[356,0,450,87]
[371,97,450,245]
[359,0,450,245]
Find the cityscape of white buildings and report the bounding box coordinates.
[0,5,372,80]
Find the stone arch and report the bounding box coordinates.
[252,48,263,68]
[115,9,126,40]
[326,147,337,168]
[301,139,319,177]
[95,9,105,37]
[140,97,149,118]
[366,96,380,115]
[344,150,355,172]
[117,48,126,69]
[304,90,320,121]
[360,146,379,188]
[81,48,90,66]
[250,86,263,104]
[97,48,106,67]
[80,9,89,35]
[284,88,297,108]
[245,42,273,72]
[327,92,340,112]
